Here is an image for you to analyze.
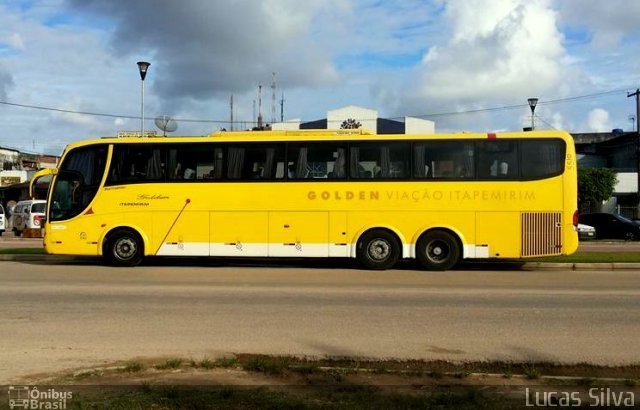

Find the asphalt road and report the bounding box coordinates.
[1,260,639,383]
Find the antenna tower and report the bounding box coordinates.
[257,84,263,129]
[252,100,256,126]
[230,95,234,131]
[271,72,277,124]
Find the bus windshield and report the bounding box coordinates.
[50,145,107,222]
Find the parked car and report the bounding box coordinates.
[577,223,596,240]
[579,213,640,241]
[11,200,46,236]
[0,203,5,236]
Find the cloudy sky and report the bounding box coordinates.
[0,0,639,155]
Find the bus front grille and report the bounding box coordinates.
[521,212,562,257]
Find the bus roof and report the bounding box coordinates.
[63,129,572,150]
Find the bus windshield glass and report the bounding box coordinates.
[50,145,107,222]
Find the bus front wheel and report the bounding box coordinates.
[416,230,460,271]
[105,229,144,267]
[357,229,401,270]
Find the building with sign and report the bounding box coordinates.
[271,105,435,134]
[0,146,59,206]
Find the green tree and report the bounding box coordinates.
[577,168,617,211]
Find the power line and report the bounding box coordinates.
[533,115,558,130]
[406,88,631,120]
[0,87,634,125]
[0,100,230,124]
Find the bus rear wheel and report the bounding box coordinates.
[416,230,460,271]
[357,229,401,270]
[105,228,144,267]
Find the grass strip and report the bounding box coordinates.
[0,247,45,254]
[5,385,515,410]
[524,252,640,263]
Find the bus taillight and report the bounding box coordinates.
[573,210,579,227]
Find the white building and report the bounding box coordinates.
[0,147,20,169]
[272,105,435,134]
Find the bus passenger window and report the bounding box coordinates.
[227,144,284,180]
[520,140,565,179]
[478,140,517,179]
[351,142,410,179]
[414,141,473,180]
[107,145,165,184]
[288,143,346,180]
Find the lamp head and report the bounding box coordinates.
[137,61,150,81]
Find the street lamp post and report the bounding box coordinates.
[137,61,150,136]
[527,98,538,131]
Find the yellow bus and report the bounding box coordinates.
[31,129,578,269]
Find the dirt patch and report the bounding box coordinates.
[8,354,637,410]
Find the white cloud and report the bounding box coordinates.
[0,0,638,154]
[586,108,611,132]
[2,33,24,50]
[551,112,564,130]
[557,0,640,48]
[411,0,566,103]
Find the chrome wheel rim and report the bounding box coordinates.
[426,240,449,263]
[114,237,137,261]
[368,239,391,261]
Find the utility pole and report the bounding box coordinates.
[252,100,256,127]
[280,93,285,123]
[628,88,640,216]
[257,84,263,129]
[271,72,276,125]
[230,94,234,131]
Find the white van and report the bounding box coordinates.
[0,203,5,236]
[12,200,46,236]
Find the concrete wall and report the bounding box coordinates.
[271,119,302,131]
[615,172,638,194]
[404,116,435,134]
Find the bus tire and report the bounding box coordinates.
[104,228,144,267]
[357,229,401,270]
[416,230,460,271]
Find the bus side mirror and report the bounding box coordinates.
[29,168,57,199]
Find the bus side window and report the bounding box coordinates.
[415,142,474,179]
[166,144,220,181]
[226,144,284,180]
[351,143,411,179]
[478,140,517,179]
[110,145,165,182]
[520,140,565,179]
[288,143,346,180]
